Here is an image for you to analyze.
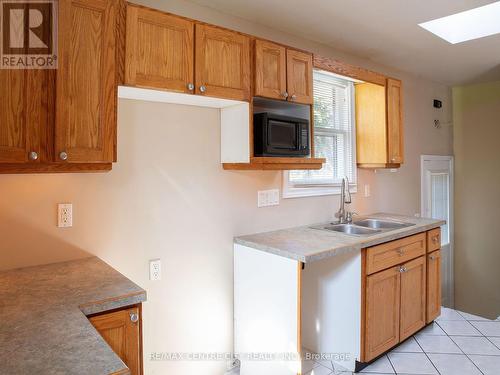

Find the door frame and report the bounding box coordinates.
[420,155,454,308]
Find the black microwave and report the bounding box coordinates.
[253,113,310,157]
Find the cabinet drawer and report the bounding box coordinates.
[427,228,441,253]
[366,233,426,275]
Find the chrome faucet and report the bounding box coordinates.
[335,177,353,224]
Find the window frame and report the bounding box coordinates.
[283,71,358,198]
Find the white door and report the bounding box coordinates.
[421,155,454,308]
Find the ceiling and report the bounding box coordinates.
[188,0,500,86]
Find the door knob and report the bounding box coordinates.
[199,85,207,93]
[129,312,139,323]
[29,151,38,161]
[59,151,68,161]
[187,83,195,91]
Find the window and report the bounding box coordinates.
[283,70,357,198]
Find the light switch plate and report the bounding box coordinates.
[149,259,161,281]
[58,203,72,228]
[257,189,280,207]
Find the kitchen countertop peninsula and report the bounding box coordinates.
[0,257,146,375]
[235,213,445,262]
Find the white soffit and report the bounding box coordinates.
[419,1,500,44]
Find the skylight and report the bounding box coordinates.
[418,1,500,44]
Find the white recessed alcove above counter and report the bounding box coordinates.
[118,86,251,164]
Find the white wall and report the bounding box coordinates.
[0,1,453,374]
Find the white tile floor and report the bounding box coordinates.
[303,307,500,375]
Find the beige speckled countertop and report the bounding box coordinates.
[0,257,147,375]
[235,213,445,263]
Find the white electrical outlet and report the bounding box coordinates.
[257,189,280,207]
[58,203,73,228]
[149,259,161,281]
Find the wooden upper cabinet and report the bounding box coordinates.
[125,5,194,93]
[195,24,251,101]
[355,78,404,168]
[89,305,142,375]
[254,40,287,100]
[364,266,400,362]
[400,256,426,341]
[286,49,313,104]
[55,0,118,163]
[387,78,404,164]
[427,250,442,323]
[0,70,48,164]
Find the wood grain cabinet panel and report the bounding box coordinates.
[355,78,404,168]
[400,256,426,341]
[366,233,426,275]
[364,266,401,362]
[89,305,142,375]
[125,5,194,93]
[195,24,251,101]
[0,70,47,163]
[286,49,313,104]
[427,228,441,253]
[254,40,287,100]
[55,0,118,163]
[387,78,404,164]
[427,250,442,323]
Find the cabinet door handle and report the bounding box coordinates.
[432,236,439,243]
[129,312,139,323]
[187,83,195,91]
[281,91,289,98]
[59,151,68,161]
[399,266,407,273]
[290,94,297,101]
[397,248,404,256]
[29,151,39,161]
[199,85,206,93]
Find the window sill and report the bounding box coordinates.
[282,183,357,199]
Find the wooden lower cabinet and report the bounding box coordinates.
[400,256,426,341]
[363,230,440,363]
[365,266,401,361]
[427,250,442,323]
[89,305,143,375]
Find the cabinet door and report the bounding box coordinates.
[254,40,286,100]
[126,6,194,93]
[286,49,313,105]
[400,256,426,341]
[427,250,442,323]
[89,306,142,375]
[0,70,46,163]
[386,78,403,164]
[195,24,250,101]
[365,266,400,362]
[55,0,118,163]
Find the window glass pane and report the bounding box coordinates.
[287,70,357,193]
[431,172,450,245]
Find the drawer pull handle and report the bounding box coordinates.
[397,248,404,256]
[432,236,439,243]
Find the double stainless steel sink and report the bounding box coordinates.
[314,218,415,237]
